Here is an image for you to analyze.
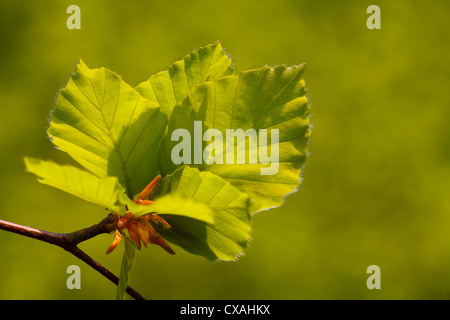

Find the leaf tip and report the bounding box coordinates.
[75,58,90,75]
[23,156,38,172]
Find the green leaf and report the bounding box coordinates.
[123,193,213,223]
[135,41,234,119]
[160,64,311,213]
[116,237,137,300]
[152,166,252,261]
[24,157,123,212]
[48,60,168,198]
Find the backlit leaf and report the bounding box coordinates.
[136,41,234,119]
[159,64,311,213]
[48,60,167,198]
[152,166,252,261]
[24,157,123,212]
[123,193,213,223]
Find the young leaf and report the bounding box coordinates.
[24,157,123,212]
[123,193,213,223]
[160,65,311,213]
[48,60,168,198]
[152,166,252,261]
[135,41,234,119]
[116,237,137,300]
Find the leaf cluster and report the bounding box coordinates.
[24,41,310,298]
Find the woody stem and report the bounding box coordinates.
[0,214,145,300]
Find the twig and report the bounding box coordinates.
[0,214,145,300]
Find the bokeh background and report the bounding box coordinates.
[1,0,450,299]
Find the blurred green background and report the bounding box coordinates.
[1,0,450,299]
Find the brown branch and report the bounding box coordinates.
[0,214,145,300]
